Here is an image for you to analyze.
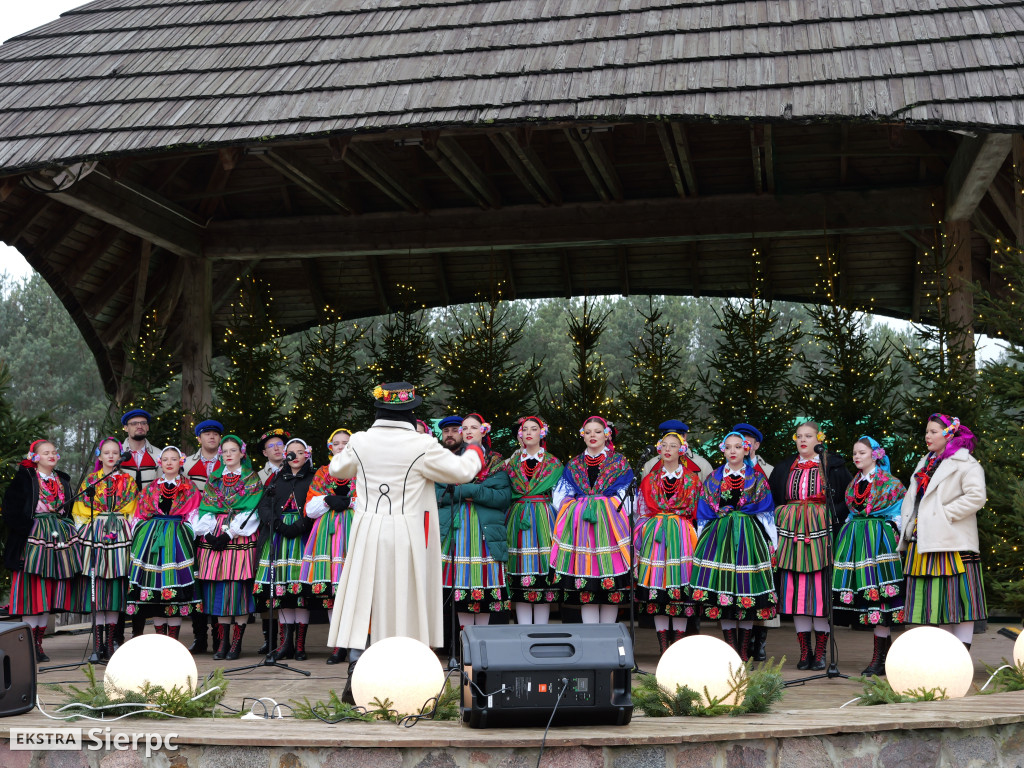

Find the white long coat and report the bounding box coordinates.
[898,447,986,554]
[327,420,482,649]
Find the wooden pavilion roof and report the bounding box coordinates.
[0,0,1022,398]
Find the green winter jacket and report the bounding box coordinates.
[436,451,512,563]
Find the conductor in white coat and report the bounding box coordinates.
[328,382,484,701]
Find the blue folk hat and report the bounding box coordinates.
[120,408,152,426]
[658,419,689,434]
[438,415,463,429]
[732,423,764,443]
[194,419,224,437]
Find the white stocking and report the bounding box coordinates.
[951,622,974,643]
[218,617,232,626]
[673,616,689,633]
[515,603,534,625]
[234,616,247,626]
[533,604,550,624]
[476,613,490,626]
[813,617,830,633]
[793,615,813,633]
[580,605,600,624]
[738,620,754,630]
[720,619,738,630]
[874,625,890,638]
[279,608,296,624]
[458,612,476,627]
[294,608,311,624]
[599,604,619,623]
[166,617,182,627]
[654,615,670,632]
[153,618,167,627]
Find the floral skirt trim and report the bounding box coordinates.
[254,581,309,610]
[126,583,201,618]
[507,572,561,603]
[635,585,698,617]
[557,573,630,606]
[9,572,77,615]
[199,579,255,617]
[447,586,510,614]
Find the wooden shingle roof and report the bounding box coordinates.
[2,0,1024,174]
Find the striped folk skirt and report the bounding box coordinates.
[776,500,831,617]
[687,511,777,622]
[127,516,201,618]
[74,515,131,612]
[443,503,509,614]
[634,513,699,618]
[254,512,309,610]
[300,508,350,609]
[198,579,255,617]
[550,497,631,606]
[195,512,258,617]
[9,571,77,615]
[903,544,987,625]
[506,499,560,603]
[23,513,82,580]
[832,515,905,627]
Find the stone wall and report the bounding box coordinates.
[4,724,1024,768]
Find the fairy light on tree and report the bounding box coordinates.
[364,289,437,415]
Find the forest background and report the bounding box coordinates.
[1,255,1022,616]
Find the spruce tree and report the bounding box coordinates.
[697,298,803,457]
[614,297,698,466]
[435,300,543,455]
[207,275,292,444]
[364,305,437,416]
[545,297,615,462]
[115,309,181,446]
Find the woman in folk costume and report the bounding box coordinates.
[439,413,512,627]
[503,416,563,625]
[302,428,355,665]
[550,416,634,623]
[688,432,777,661]
[635,428,701,655]
[73,437,138,660]
[193,435,263,660]
[255,438,316,661]
[126,446,202,641]
[768,420,851,671]
[2,440,81,662]
[899,414,986,650]
[832,436,907,676]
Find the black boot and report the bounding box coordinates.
[811,631,829,671]
[90,624,105,663]
[738,628,752,662]
[656,629,672,655]
[294,623,309,661]
[258,618,278,656]
[131,613,146,639]
[225,623,246,661]
[862,634,888,676]
[751,626,768,661]
[189,613,209,654]
[327,647,347,665]
[105,623,117,659]
[33,626,49,663]
[113,613,126,648]
[796,631,812,670]
[269,624,295,661]
[212,623,230,660]
[722,628,737,653]
[341,658,357,705]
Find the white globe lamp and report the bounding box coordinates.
[350,636,445,715]
[885,626,974,699]
[656,635,745,706]
[103,634,199,698]
[1013,631,1024,668]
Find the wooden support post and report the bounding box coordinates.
[671,123,698,196]
[180,256,212,439]
[303,259,330,323]
[751,127,764,195]
[1014,135,1024,247]
[944,218,975,369]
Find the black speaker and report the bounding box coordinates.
[460,623,633,728]
[0,621,36,716]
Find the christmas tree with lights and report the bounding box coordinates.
[113,309,181,446]
[435,300,542,456]
[364,303,437,416]
[292,317,373,452]
[207,275,292,444]
[614,297,698,466]
[697,297,803,456]
[545,297,615,462]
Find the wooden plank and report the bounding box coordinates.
[564,127,612,203]
[65,225,122,288]
[1014,134,1024,246]
[83,254,138,318]
[0,176,21,202]
[946,133,1014,221]
[670,122,699,196]
[256,147,360,215]
[344,140,430,213]
[28,208,84,261]
[654,122,687,198]
[488,131,562,207]
[945,218,975,366]
[128,239,151,345]
[764,124,776,194]
[434,253,451,305]
[0,194,50,245]
[421,132,500,210]
[751,126,764,195]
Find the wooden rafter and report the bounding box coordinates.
[488,130,562,206]
[255,148,360,215]
[0,195,51,245]
[946,133,1014,221]
[564,128,623,203]
[65,225,122,288]
[421,133,500,209]
[332,137,430,213]
[751,127,764,195]
[211,262,254,315]
[654,122,687,199]
[0,176,20,202]
[49,168,202,257]
[763,125,776,194]
[84,253,138,318]
[30,207,84,261]
[195,149,241,221]
[670,123,698,196]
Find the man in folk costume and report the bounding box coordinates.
[328,383,485,704]
[732,422,777,661]
[183,418,223,654]
[257,429,290,486]
[642,421,713,481]
[118,408,161,645]
[438,415,464,454]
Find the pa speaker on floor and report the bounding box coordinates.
[0,621,36,716]
[460,623,632,728]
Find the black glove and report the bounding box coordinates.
[277,520,307,539]
[324,494,349,511]
[207,532,230,551]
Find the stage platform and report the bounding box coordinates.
[3,621,1024,767]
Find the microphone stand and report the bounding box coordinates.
[444,482,461,671]
[223,475,310,678]
[624,477,647,675]
[40,458,129,672]
[784,444,849,686]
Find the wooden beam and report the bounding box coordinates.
[0,176,21,202]
[840,125,849,185]
[341,140,430,213]
[670,123,698,196]
[946,133,1014,221]
[180,256,213,436]
[751,127,764,195]
[489,130,562,206]
[211,262,254,314]
[564,128,622,203]
[654,122,687,199]
[618,247,630,297]
[65,225,121,288]
[196,150,240,221]
[303,259,330,323]
[366,255,389,313]
[128,240,151,345]
[945,218,975,367]
[561,251,573,298]
[255,148,360,215]
[421,133,500,209]
[48,168,202,257]
[986,180,1016,239]
[434,254,451,305]
[207,186,941,261]
[84,255,138,318]
[30,208,84,261]
[503,252,517,299]
[1014,135,1024,246]
[764,125,776,195]
[0,195,51,245]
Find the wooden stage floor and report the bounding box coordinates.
[6,620,1024,748]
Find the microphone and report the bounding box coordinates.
[286,451,297,461]
[814,443,827,455]
[116,450,133,466]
